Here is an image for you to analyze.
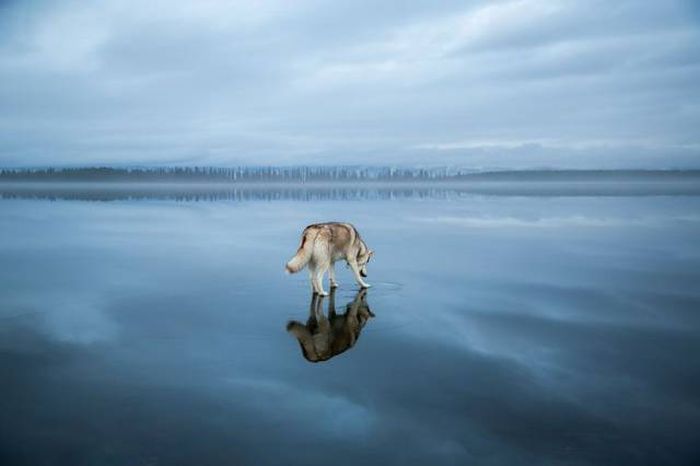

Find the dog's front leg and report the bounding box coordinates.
[348,259,371,289]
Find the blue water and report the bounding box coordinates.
[1,188,699,465]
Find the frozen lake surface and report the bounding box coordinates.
[1,184,699,465]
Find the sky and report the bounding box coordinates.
[0,0,699,169]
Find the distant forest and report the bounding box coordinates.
[0,166,698,183]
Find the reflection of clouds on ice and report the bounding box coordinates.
[411,214,700,228]
[1,195,699,465]
[15,293,118,344]
[375,278,695,398]
[225,377,375,438]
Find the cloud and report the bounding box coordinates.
[0,0,698,167]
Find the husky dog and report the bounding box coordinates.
[285,222,373,296]
[286,289,374,363]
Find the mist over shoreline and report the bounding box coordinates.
[2,166,700,185]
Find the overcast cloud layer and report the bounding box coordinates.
[1,0,699,168]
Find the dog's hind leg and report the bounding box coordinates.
[313,261,329,296]
[329,262,339,288]
[328,287,337,317]
[308,264,318,294]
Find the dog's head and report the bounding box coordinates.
[357,249,374,277]
[353,289,375,323]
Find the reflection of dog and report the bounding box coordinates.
[285,222,373,296]
[286,289,374,363]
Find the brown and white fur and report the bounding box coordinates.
[287,288,374,363]
[285,222,373,296]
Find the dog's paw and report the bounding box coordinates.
[317,291,329,297]
[361,283,371,289]
[330,282,339,288]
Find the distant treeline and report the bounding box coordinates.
[0,166,699,183]
[0,166,453,182]
[4,182,700,202]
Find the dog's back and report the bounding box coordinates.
[285,222,356,273]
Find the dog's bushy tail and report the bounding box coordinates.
[285,230,315,273]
